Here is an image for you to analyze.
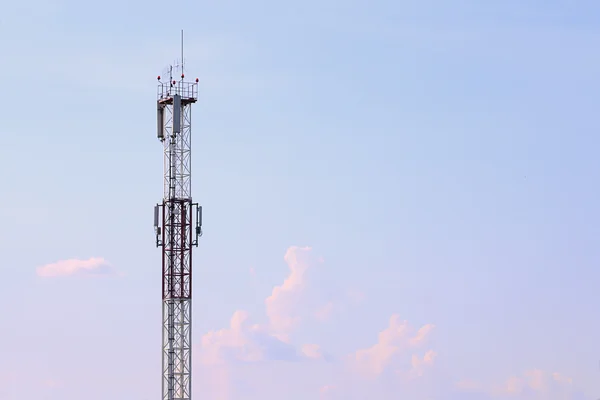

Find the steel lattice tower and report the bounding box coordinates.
[154,31,202,400]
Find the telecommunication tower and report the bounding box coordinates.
[154,30,202,400]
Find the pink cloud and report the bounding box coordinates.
[493,369,579,397]
[352,314,436,377]
[264,246,315,341]
[199,314,304,365]
[199,246,326,367]
[450,369,586,399]
[193,246,588,400]
[301,344,325,360]
[407,350,437,379]
[36,257,115,277]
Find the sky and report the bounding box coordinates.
[1,0,600,399]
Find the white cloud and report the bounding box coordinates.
[36,257,115,277]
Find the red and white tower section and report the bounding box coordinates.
[154,63,202,400]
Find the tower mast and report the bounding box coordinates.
[154,30,202,400]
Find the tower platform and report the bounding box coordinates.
[157,80,198,105]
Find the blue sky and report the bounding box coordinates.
[1,0,599,399]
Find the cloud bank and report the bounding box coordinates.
[194,246,589,400]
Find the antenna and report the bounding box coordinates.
[165,30,185,85]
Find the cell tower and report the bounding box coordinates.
[154,30,202,400]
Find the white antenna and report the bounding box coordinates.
[169,30,185,79]
[164,30,185,85]
[181,29,184,80]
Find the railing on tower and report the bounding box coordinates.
[157,79,199,103]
